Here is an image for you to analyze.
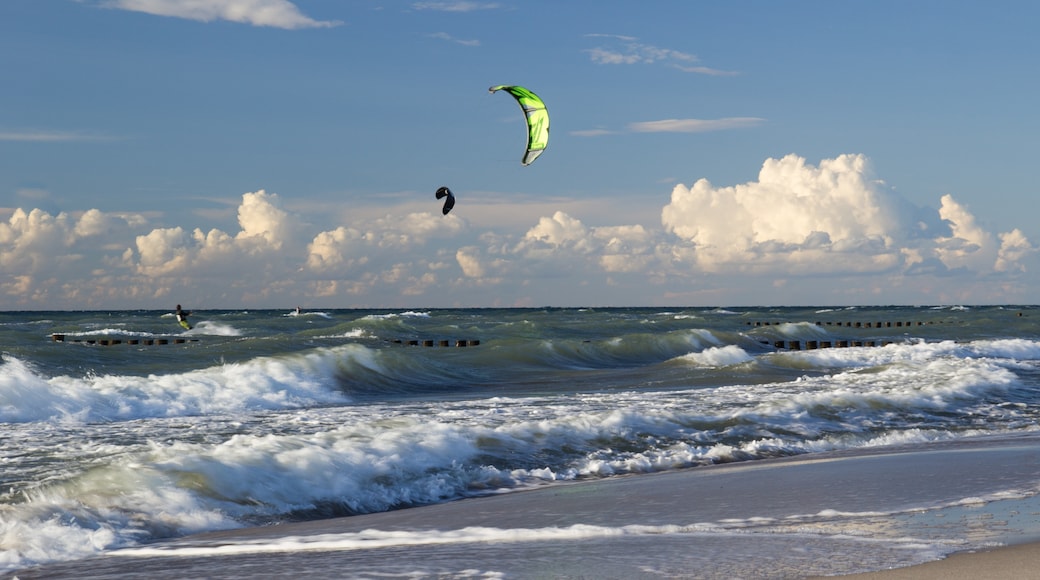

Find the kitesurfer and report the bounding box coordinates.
[175,304,192,330]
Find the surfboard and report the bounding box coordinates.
[179,319,191,330]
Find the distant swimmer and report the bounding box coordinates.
[295,306,302,315]
[175,304,192,330]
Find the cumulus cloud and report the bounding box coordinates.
[0,208,149,307]
[1,155,1035,308]
[455,247,486,278]
[133,227,193,276]
[236,190,294,249]
[660,153,1031,278]
[103,0,342,29]
[996,229,1033,273]
[129,190,300,280]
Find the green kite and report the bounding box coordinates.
[489,85,550,166]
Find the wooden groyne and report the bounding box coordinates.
[51,334,480,348]
[767,339,895,350]
[748,320,943,328]
[51,334,199,346]
[390,339,481,347]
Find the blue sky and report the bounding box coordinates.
[2,0,1039,309]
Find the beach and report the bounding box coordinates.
[9,432,1040,579]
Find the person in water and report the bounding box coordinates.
[175,304,192,330]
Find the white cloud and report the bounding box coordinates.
[628,118,764,133]
[133,226,193,276]
[674,65,739,77]
[0,208,149,306]
[236,190,294,250]
[412,2,502,12]
[455,247,485,278]
[934,194,994,271]
[585,43,696,66]
[104,0,341,29]
[130,190,299,280]
[428,32,480,46]
[660,154,1030,280]
[523,211,591,249]
[0,130,119,142]
[996,229,1034,273]
[583,35,736,75]
[574,118,763,138]
[0,209,72,271]
[306,226,365,272]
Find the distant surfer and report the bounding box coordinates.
[175,304,192,330]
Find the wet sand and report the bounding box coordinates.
[7,432,1040,579]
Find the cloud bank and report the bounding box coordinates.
[1,154,1034,308]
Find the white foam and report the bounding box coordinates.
[108,523,759,558]
[59,328,157,338]
[189,320,242,336]
[677,345,753,367]
[294,311,332,319]
[0,348,353,423]
[362,311,431,320]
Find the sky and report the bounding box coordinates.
[2,0,1039,310]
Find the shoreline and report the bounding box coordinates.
[8,432,1040,578]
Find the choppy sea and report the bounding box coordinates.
[1,305,1039,576]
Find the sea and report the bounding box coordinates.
[1,305,1039,577]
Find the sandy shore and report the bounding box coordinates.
[7,432,1040,579]
[824,540,1040,579]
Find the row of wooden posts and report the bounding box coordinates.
[391,339,480,347]
[748,320,943,328]
[769,339,894,350]
[51,334,199,346]
[50,333,480,348]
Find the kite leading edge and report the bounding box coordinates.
[489,85,549,166]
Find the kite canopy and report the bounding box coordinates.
[489,85,549,166]
[435,186,455,215]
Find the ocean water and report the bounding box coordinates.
[1,305,1039,575]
